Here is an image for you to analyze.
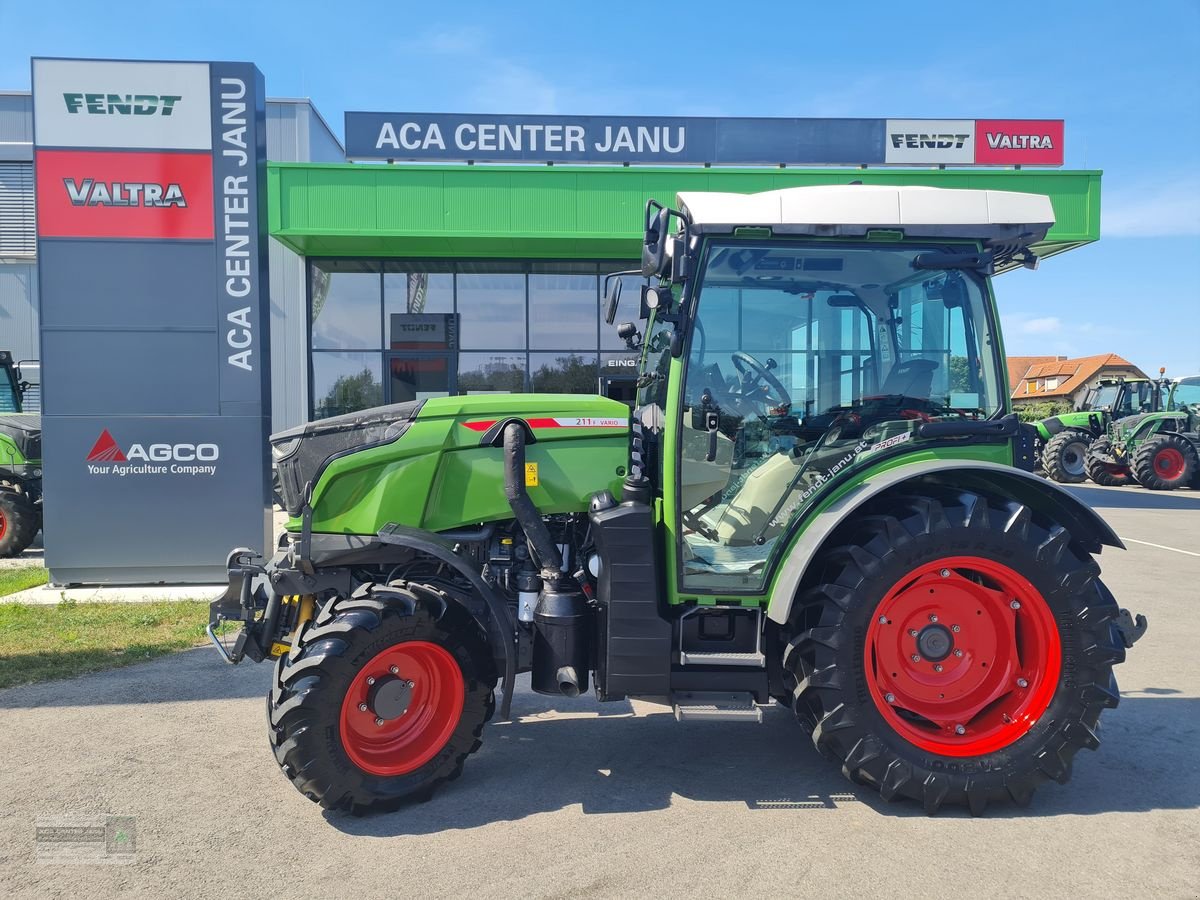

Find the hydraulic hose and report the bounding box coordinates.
[502,422,564,584]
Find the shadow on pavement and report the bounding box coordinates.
[1064,484,1200,510]
[326,692,1200,834]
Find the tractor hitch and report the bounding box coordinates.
[1114,609,1149,648]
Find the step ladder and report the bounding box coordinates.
[671,691,763,723]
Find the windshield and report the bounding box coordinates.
[1090,384,1120,411]
[677,241,1001,592]
[1170,377,1200,410]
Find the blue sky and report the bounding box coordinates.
[4,0,1198,375]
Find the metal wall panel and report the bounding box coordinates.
[0,93,33,160]
[0,161,35,255]
[262,100,344,431]
[0,262,38,360]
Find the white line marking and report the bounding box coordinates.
[1121,537,1200,558]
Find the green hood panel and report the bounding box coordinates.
[305,394,629,535]
[0,414,41,467]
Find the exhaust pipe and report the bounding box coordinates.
[557,666,581,698]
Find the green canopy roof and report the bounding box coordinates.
[268,162,1100,261]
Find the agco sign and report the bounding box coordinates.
[85,429,220,476]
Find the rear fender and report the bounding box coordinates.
[766,460,1122,625]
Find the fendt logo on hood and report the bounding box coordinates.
[85,429,219,476]
[63,93,182,116]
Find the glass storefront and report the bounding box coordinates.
[309,259,641,419]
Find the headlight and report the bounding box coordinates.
[271,437,302,461]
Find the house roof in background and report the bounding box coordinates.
[1009,353,1144,400]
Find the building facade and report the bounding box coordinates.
[2,92,1104,432]
[0,92,344,428]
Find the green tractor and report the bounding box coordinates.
[211,185,1146,816]
[0,351,42,557]
[1037,376,1163,484]
[1087,375,1200,490]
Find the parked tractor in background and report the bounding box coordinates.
[1087,375,1200,491]
[0,351,43,557]
[210,186,1145,817]
[1037,376,1163,484]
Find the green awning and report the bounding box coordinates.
[268,162,1100,261]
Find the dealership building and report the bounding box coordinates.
[1,87,1100,436]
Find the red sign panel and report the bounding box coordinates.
[36,149,215,240]
[974,120,1064,166]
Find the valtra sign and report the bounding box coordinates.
[33,57,271,584]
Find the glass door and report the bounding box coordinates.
[385,352,457,404]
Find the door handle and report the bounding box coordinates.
[705,411,720,462]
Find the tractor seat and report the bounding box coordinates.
[878,358,938,401]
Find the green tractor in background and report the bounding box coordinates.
[0,351,43,557]
[210,185,1145,816]
[1037,376,1163,484]
[1087,375,1200,490]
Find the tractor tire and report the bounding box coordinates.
[0,489,39,558]
[267,581,496,815]
[1085,438,1133,487]
[1132,433,1198,491]
[1041,430,1094,484]
[782,490,1126,815]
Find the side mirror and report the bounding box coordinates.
[604,278,623,326]
[641,206,671,278]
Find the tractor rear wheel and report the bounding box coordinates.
[1042,430,1093,484]
[267,582,496,814]
[0,489,38,558]
[783,490,1125,814]
[1085,438,1133,487]
[1132,433,1198,491]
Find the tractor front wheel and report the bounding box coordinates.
[1085,438,1133,487]
[0,489,38,558]
[1132,433,1198,491]
[1041,430,1093,484]
[267,582,496,814]
[783,491,1125,814]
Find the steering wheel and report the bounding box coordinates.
[731,350,791,410]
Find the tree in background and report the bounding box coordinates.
[458,358,525,393]
[532,354,597,393]
[1015,400,1073,424]
[317,368,382,418]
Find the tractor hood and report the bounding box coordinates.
[0,413,42,464]
[270,401,424,516]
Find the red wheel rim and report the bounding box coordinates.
[1154,447,1186,480]
[0,508,7,541]
[339,641,465,776]
[864,556,1061,757]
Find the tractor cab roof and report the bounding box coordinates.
[676,185,1055,271]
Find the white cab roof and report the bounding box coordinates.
[676,184,1055,230]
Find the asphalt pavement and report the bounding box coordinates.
[0,483,1196,899]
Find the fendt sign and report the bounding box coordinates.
[33,58,271,584]
[345,113,1064,166]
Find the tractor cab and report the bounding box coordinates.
[608,185,1050,592]
[0,351,27,414]
[1083,378,1163,417]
